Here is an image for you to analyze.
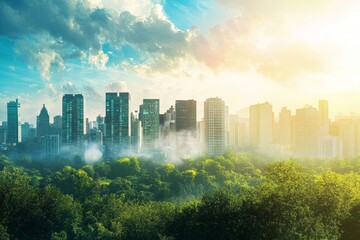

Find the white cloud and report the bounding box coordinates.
[100,0,159,17]
[88,50,109,69]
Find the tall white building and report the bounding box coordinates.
[204,97,226,156]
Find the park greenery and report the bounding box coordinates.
[1,151,360,239]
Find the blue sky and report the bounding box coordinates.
[1,0,360,124]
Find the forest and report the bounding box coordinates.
[1,151,360,240]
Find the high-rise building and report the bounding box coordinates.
[96,114,105,134]
[87,129,103,146]
[175,100,196,134]
[21,122,31,142]
[105,92,130,150]
[0,123,7,144]
[294,105,321,158]
[40,135,60,158]
[277,107,292,145]
[319,100,329,126]
[62,94,84,146]
[197,120,206,153]
[249,102,274,151]
[53,115,62,129]
[50,115,62,136]
[331,116,360,159]
[7,99,21,145]
[131,111,142,153]
[140,99,160,151]
[160,106,176,139]
[228,115,248,150]
[204,97,226,156]
[37,104,50,137]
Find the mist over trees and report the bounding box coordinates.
[1,152,360,239]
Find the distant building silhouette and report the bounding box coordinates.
[294,105,321,158]
[21,122,31,142]
[0,122,7,144]
[37,104,50,137]
[228,115,248,150]
[319,100,329,126]
[249,102,274,152]
[131,111,141,153]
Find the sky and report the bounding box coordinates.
[1,0,360,125]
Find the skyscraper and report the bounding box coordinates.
[277,107,292,145]
[294,105,321,158]
[319,100,329,126]
[249,102,274,151]
[51,115,62,136]
[21,122,31,142]
[62,94,84,146]
[228,114,248,150]
[160,105,176,140]
[40,135,60,158]
[37,104,50,137]
[175,100,197,134]
[53,115,62,129]
[140,99,160,151]
[131,111,141,153]
[204,97,226,156]
[0,122,6,144]
[105,92,130,149]
[7,99,21,145]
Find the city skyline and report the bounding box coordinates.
[0,94,358,126]
[1,0,360,124]
[2,95,360,159]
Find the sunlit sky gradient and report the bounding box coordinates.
[1,0,360,124]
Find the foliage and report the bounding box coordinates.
[1,151,360,239]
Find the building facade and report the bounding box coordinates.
[37,104,50,137]
[140,99,160,152]
[204,97,226,156]
[175,100,197,134]
[249,102,274,152]
[7,99,21,145]
[105,92,130,150]
[62,94,84,146]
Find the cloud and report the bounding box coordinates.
[0,0,345,83]
[0,0,202,79]
[8,65,16,71]
[88,50,109,69]
[83,85,103,102]
[15,36,65,80]
[217,0,342,21]
[105,81,128,92]
[99,0,158,16]
[257,43,325,81]
[62,81,78,93]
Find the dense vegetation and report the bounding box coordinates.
[1,152,360,239]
